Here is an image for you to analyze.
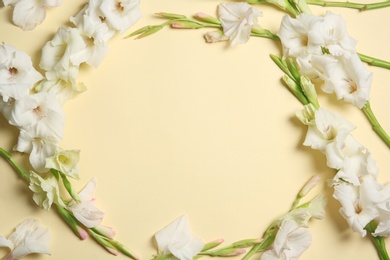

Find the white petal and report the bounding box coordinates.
[12,0,46,31]
[155,215,204,260]
[8,218,50,259]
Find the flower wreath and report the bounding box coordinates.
[0,0,390,260]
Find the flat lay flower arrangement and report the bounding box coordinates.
[1,0,390,259]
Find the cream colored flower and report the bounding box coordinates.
[3,0,62,31]
[155,215,204,260]
[0,218,50,260]
[45,149,80,179]
[100,0,142,32]
[261,219,311,260]
[28,171,65,210]
[67,178,105,228]
[218,2,262,46]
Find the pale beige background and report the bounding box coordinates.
[1,1,390,259]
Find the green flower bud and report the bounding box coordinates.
[300,75,319,109]
[210,247,246,257]
[193,12,221,25]
[155,12,187,19]
[232,238,262,248]
[202,239,224,251]
[171,20,204,29]
[125,25,163,39]
[296,103,317,126]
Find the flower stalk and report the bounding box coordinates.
[306,0,390,10]
[365,221,390,260]
[358,53,390,70]
[362,102,390,148]
[0,147,30,181]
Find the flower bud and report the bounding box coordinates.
[300,76,319,109]
[155,12,187,19]
[286,57,300,82]
[194,12,221,24]
[202,239,224,251]
[171,20,203,29]
[76,226,89,240]
[125,25,163,39]
[232,238,262,248]
[296,103,316,126]
[94,225,116,239]
[299,175,321,197]
[212,248,246,256]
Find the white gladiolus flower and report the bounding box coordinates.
[155,215,204,260]
[283,195,327,228]
[373,184,390,237]
[333,177,381,237]
[278,14,323,59]
[325,54,372,109]
[100,0,142,33]
[0,44,43,102]
[40,27,86,82]
[0,218,50,260]
[29,171,65,210]
[70,12,114,67]
[218,2,262,46]
[3,0,62,31]
[278,11,356,59]
[9,92,65,141]
[261,219,312,260]
[303,108,355,152]
[35,78,87,105]
[15,125,60,173]
[68,178,105,228]
[311,11,356,57]
[45,149,80,179]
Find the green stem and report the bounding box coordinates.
[306,0,390,10]
[366,221,390,260]
[0,147,30,181]
[358,53,390,70]
[362,102,390,149]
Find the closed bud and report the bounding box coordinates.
[300,76,319,109]
[171,20,203,29]
[296,103,316,126]
[126,25,163,39]
[193,12,221,24]
[214,248,246,256]
[232,238,262,248]
[202,239,224,251]
[299,175,321,197]
[155,12,187,19]
[93,225,116,239]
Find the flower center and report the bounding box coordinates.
[8,67,18,77]
[33,106,45,119]
[58,154,71,165]
[344,77,358,93]
[115,1,125,12]
[324,125,337,140]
